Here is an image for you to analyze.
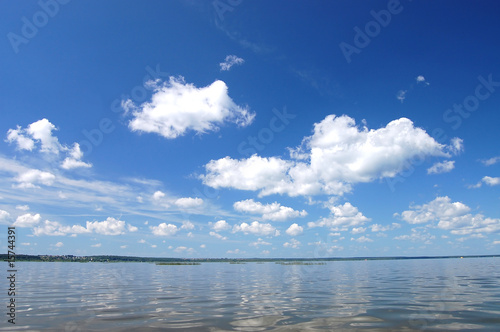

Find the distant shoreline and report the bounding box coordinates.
[2,254,499,263]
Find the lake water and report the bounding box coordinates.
[3,257,500,331]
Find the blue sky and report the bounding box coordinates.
[1,0,499,258]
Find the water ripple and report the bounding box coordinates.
[1,258,499,331]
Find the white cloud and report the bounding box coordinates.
[151,190,171,208]
[152,193,204,210]
[5,126,35,151]
[285,223,304,236]
[86,217,127,235]
[351,227,366,234]
[120,245,128,249]
[91,243,101,248]
[370,223,400,232]
[468,182,482,189]
[209,231,227,240]
[232,221,280,237]
[152,191,165,200]
[202,155,296,196]
[67,142,84,160]
[202,115,455,197]
[293,115,450,183]
[33,220,70,236]
[54,241,64,247]
[308,240,343,253]
[351,235,373,243]
[397,90,407,103]
[233,199,307,221]
[0,210,10,223]
[481,156,500,166]
[127,76,255,139]
[181,220,195,230]
[249,238,271,247]
[427,160,455,174]
[220,55,244,71]
[15,169,56,188]
[32,217,134,236]
[283,238,301,249]
[0,157,195,233]
[174,246,194,253]
[14,213,41,227]
[127,224,138,232]
[469,176,500,189]
[27,119,61,154]
[398,196,500,235]
[482,176,500,186]
[200,244,206,249]
[456,234,485,242]
[15,205,29,211]
[150,223,178,236]
[394,228,436,243]
[397,196,470,224]
[439,214,500,235]
[226,248,241,254]
[308,202,370,230]
[448,137,463,155]
[416,75,430,85]
[5,119,91,170]
[211,220,231,232]
[175,197,203,208]
[61,143,92,169]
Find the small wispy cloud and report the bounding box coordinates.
[397,74,430,103]
[468,176,500,189]
[480,156,500,166]
[416,75,430,85]
[427,160,455,174]
[220,55,244,71]
[396,90,407,103]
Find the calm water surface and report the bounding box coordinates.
[3,257,500,331]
